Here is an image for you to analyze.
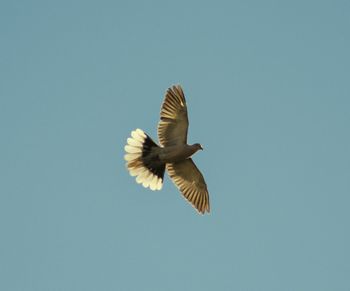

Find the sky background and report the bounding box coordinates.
[1,1,349,290]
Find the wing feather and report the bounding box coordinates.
[157,85,189,146]
[167,159,210,214]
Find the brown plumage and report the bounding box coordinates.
[124,85,210,214]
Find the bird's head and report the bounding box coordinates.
[194,143,203,151]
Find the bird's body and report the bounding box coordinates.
[157,144,201,163]
[124,85,210,214]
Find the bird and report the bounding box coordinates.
[124,85,210,214]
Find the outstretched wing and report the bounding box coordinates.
[157,85,189,147]
[167,159,210,214]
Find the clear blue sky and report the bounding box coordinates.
[1,1,349,290]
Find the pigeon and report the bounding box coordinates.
[124,85,210,214]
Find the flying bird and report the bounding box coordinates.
[124,85,210,214]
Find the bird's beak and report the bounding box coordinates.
[200,145,204,150]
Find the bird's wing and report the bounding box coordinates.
[157,85,189,147]
[167,159,210,214]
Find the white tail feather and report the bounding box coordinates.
[124,145,142,154]
[125,129,164,191]
[127,138,142,147]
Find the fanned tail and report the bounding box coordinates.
[124,129,165,190]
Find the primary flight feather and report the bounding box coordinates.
[124,85,210,214]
